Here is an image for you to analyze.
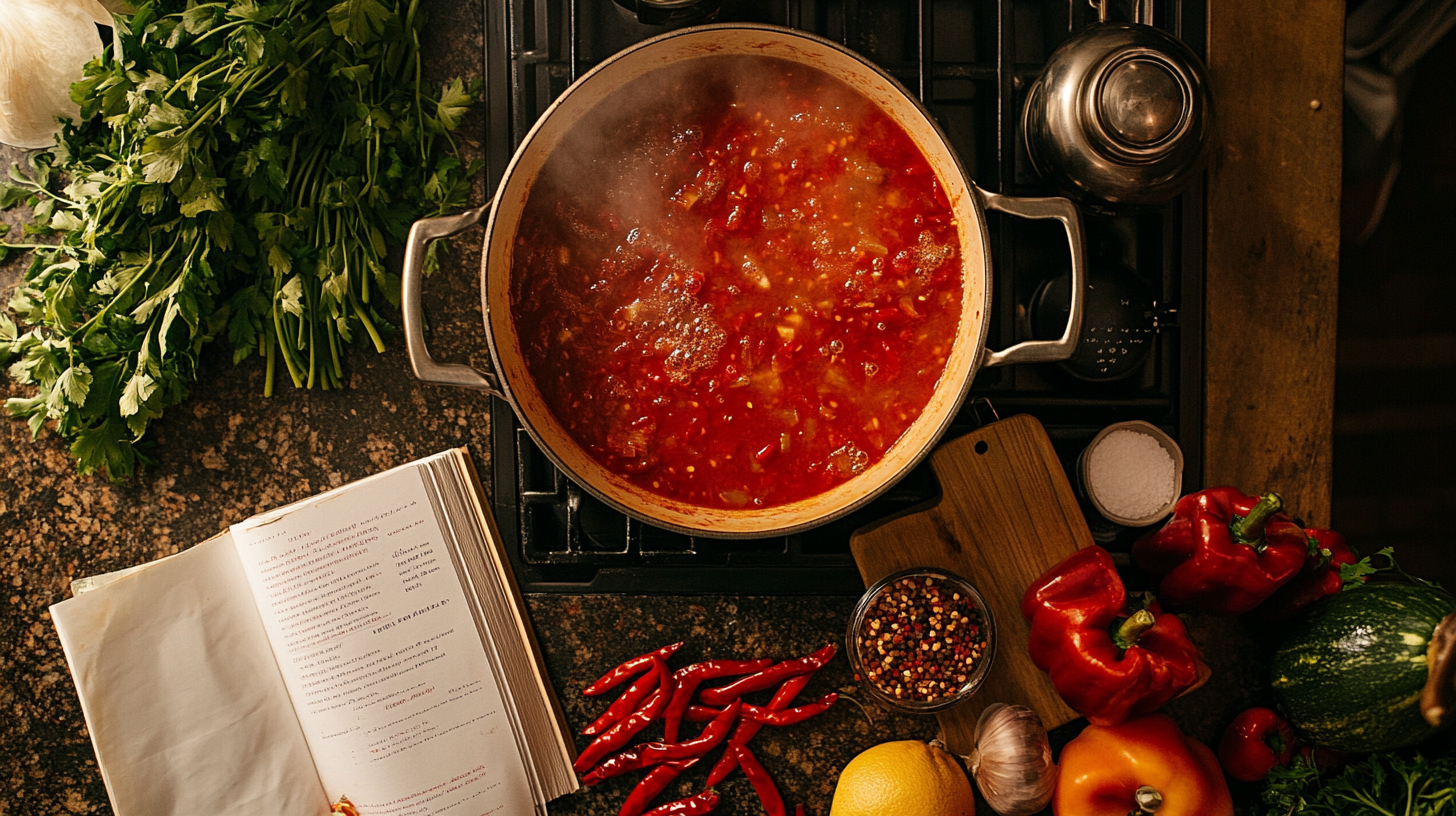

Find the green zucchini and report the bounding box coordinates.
[1269,581,1455,753]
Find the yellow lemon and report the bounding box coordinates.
[830,740,977,816]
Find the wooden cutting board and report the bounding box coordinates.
[849,413,1093,755]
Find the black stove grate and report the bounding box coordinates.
[483,0,1205,594]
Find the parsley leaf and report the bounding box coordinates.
[0,0,478,479]
[1263,749,1456,816]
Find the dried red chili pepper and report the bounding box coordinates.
[584,663,661,736]
[575,656,677,773]
[1258,528,1360,623]
[734,745,786,816]
[584,701,742,785]
[619,758,698,816]
[664,658,773,742]
[705,673,814,785]
[584,642,685,697]
[698,644,835,707]
[1132,488,1307,615]
[685,694,838,727]
[1217,707,1296,782]
[640,791,720,816]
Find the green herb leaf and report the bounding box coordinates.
[53,364,94,409]
[1340,547,1394,588]
[328,0,391,45]
[2,0,479,479]
[0,182,28,209]
[1263,749,1456,816]
[119,370,158,417]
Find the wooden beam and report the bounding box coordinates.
[1204,2,1343,526]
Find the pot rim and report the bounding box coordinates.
[477,23,995,539]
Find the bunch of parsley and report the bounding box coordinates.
[1263,750,1456,816]
[0,0,477,478]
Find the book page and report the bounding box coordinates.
[230,463,536,816]
[50,534,329,816]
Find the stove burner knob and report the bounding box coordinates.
[1029,260,1157,382]
[613,0,723,27]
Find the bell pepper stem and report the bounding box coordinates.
[1267,729,1287,755]
[1232,492,1283,546]
[1133,785,1163,814]
[1113,609,1157,651]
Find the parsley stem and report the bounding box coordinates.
[351,293,385,353]
[328,316,342,380]
[265,329,276,398]
[271,301,303,389]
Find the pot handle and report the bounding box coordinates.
[401,201,502,395]
[976,190,1086,368]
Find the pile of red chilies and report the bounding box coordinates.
[574,642,838,816]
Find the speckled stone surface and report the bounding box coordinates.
[527,596,939,816]
[0,4,1272,815]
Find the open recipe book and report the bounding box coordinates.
[50,449,579,816]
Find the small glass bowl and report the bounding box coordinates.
[845,568,997,714]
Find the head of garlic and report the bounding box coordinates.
[964,703,1058,816]
[0,0,116,149]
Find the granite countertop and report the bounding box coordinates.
[0,4,1270,815]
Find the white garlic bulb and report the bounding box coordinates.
[965,703,1058,816]
[0,0,115,149]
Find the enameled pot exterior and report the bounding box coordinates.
[402,24,1086,538]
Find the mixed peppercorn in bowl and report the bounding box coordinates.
[846,568,996,712]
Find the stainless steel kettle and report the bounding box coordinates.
[1021,0,1214,206]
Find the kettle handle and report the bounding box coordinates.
[976,190,1087,369]
[401,201,504,396]
[1092,0,1155,24]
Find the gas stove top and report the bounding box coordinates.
[482,0,1205,594]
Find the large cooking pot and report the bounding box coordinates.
[401,24,1086,538]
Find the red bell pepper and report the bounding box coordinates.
[1131,488,1307,615]
[1022,546,1209,726]
[1054,713,1233,816]
[1258,528,1359,623]
[1216,707,1296,782]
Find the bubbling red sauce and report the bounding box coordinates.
[511,56,963,510]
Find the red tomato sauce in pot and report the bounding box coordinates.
[511,57,963,510]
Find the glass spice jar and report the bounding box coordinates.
[845,568,997,713]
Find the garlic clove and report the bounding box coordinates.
[0,0,114,149]
[962,703,1059,816]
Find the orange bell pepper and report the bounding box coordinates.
[1054,714,1233,816]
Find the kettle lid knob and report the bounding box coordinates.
[1096,57,1186,147]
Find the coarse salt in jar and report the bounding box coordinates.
[1079,421,1183,527]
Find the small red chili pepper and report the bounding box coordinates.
[682,706,721,723]
[619,758,698,816]
[664,658,773,742]
[575,656,677,773]
[1217,707,1297,782]
[584,701,742,785]
[705,673,814,786]
[698,644,835,707]
[686,694,837,727]
[735,745,786,816]
[584,663,661,736]
[641,791,720,816]
[1258,529,1360,623]
[795,807,806,816]
[584,642,685,697]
